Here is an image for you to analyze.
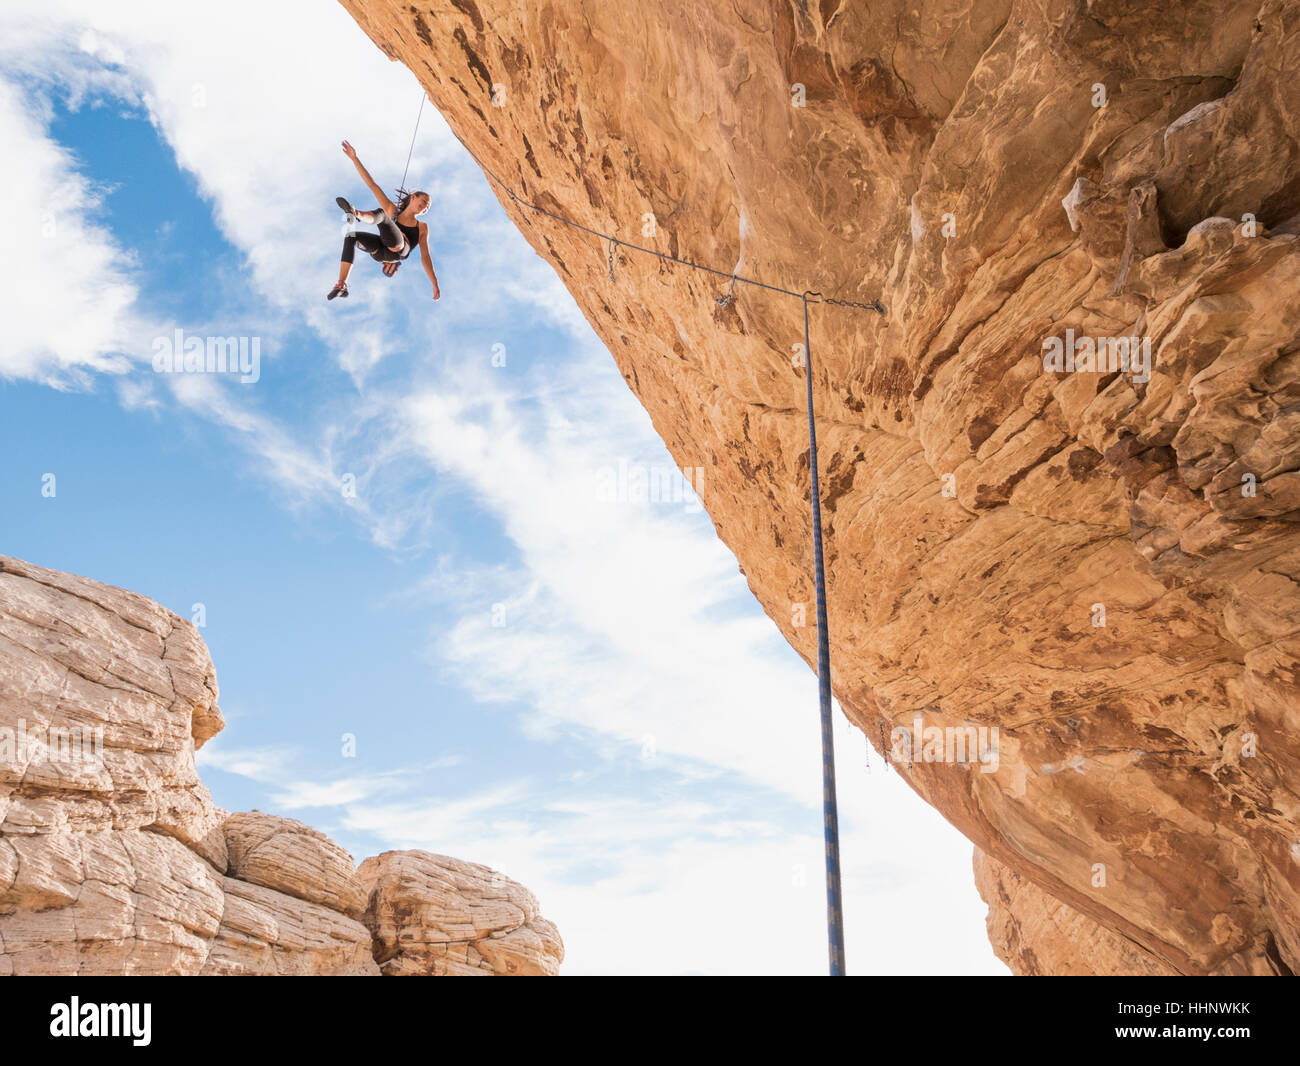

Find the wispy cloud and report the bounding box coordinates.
[397,354,821,798]
[0,72,138,383]
[221,748,1004,976]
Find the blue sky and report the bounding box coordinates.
[1,0,1005,975]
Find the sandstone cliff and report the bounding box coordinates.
[342,0,1300,974]
[0,555,561,975]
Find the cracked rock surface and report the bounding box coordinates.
[342,0,1300,973]
[0,555,561,975]
[361,851,564,975]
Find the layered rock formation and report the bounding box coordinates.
[0,555,561,975]
[362,851,564,975]
[342,0,1300,973]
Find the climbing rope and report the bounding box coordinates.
[397,93,426,198]
[450,131,888,317]
[417,109,888,978]
[802,291,846,977]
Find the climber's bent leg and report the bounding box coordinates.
[334,231,382,291]
[345,231,389,259]
[367,209,406,253]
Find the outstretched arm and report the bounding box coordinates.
[419,224,440,301]
[341,141,397,216]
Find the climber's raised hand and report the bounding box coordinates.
[341,140,358,160]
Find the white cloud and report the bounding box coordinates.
[0,75,139,383]
[330,758,1005,976]
[195,742,297,783]
[400,354,820,796]
[201,733,1005,975]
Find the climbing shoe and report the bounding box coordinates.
[327,282,349,300]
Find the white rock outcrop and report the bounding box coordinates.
[0,555,561,976]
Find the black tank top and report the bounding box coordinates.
[396,217,421,254]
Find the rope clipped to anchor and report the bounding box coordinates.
[717,273,738,308]
[449,129,887,319]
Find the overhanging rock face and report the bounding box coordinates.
[342,0,1300,973]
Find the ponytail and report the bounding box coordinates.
[393,188,429,215]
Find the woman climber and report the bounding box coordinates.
[328,140,441,302]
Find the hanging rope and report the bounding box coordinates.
[404,103,883,977]
[803,291,846,977]
[397,93,426,198]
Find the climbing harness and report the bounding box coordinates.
[404,95,887,976]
